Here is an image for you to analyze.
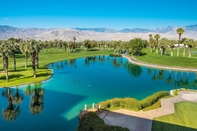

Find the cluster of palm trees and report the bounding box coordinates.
[149,28,197,57]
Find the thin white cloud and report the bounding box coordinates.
[3,17,9,21]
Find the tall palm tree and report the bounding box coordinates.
[188,39,195,58]
[182,38,188,57]
[19,41,30,68]
[29,39,37,78]
[176,28,185,57]
[34,41,43,69]
[73,37,76,43]
[0,40,11,82]
[8,38,19,71]
[169,40,176,56]
[154,34,160,54]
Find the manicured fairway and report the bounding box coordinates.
[135,48,197,68]
[152,101,197,131]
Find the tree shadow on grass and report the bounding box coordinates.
[9,69,27,72]
[0,74,24,80]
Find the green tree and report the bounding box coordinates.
[19,41,30,68]
[176,28,185,56]
[29,39,37,78]
[128,38,144,56]
[154,34,160,54]
[0,40,11,82]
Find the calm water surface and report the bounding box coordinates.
[0,56,196,131]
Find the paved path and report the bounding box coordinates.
[100,91,197,131]
[122,54,197,72]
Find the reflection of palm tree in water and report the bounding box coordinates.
[147,68,152,75]
[183,72,190,88]
[124,61,142,77]
[191,72,197,88]
[98,56,105,62]
[152,69,157,81]
[174,72,177,90]
[157,70,165,80]
[166,70,172,84]
[177,72,184,88]
[24,82,44,115]
[2,87,20,121]
[112,57,123,68]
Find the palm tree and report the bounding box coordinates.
[182,38,188,57]
[154,34,160,54]
[34,41,43,69]
[188,39,196,58]
[176,28,185,57]
[29,39,37,78]
[73,37,76,43]
[159,38,167,55]
[19,41,30,68]
[8,38,19,71]
[169,40,176,56]
[0,40,11,82]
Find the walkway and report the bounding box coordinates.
[122,54,197,72]
[99,91,197,131]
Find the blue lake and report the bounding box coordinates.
[0,56,196,131]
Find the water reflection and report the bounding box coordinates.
[2,87,20,121]
[24,82,44,115]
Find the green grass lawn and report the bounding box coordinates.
[0,49,113,87]
[135,48,197,68]
[152,101,197,131]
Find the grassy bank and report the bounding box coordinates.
[134,48,197,68]
[152,101,197,131]
[0,50,113,87]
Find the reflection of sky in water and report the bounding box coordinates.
[0,56,196,131]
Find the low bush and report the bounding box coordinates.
[100,98,140,111]
[109,53,122,57]
[77,112,129,131]
[140,91,169,109]
[99,91,169,111]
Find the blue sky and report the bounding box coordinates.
[0,0,197,29]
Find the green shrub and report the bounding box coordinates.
[77,112,129,131]
[99,91,169,111]
[100,98,140,111]
[120,98,141,111]
[140,91,169,109]
[109,54,122,57]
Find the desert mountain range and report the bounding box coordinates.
[0,25,197,41]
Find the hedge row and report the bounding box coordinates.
[140,91,169,109]
[77,112,129,131]
[99,91,169,111]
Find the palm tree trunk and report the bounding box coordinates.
[178,34,181,47]
[177,47,179,57]
[13,53,16,71]
[183,47,185,57]
[3,56,9,82]
[189,47,191,58]
[31,52,36,78]
[25,52,28,68]
[36,52,39,69]
[171,48,173,56]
